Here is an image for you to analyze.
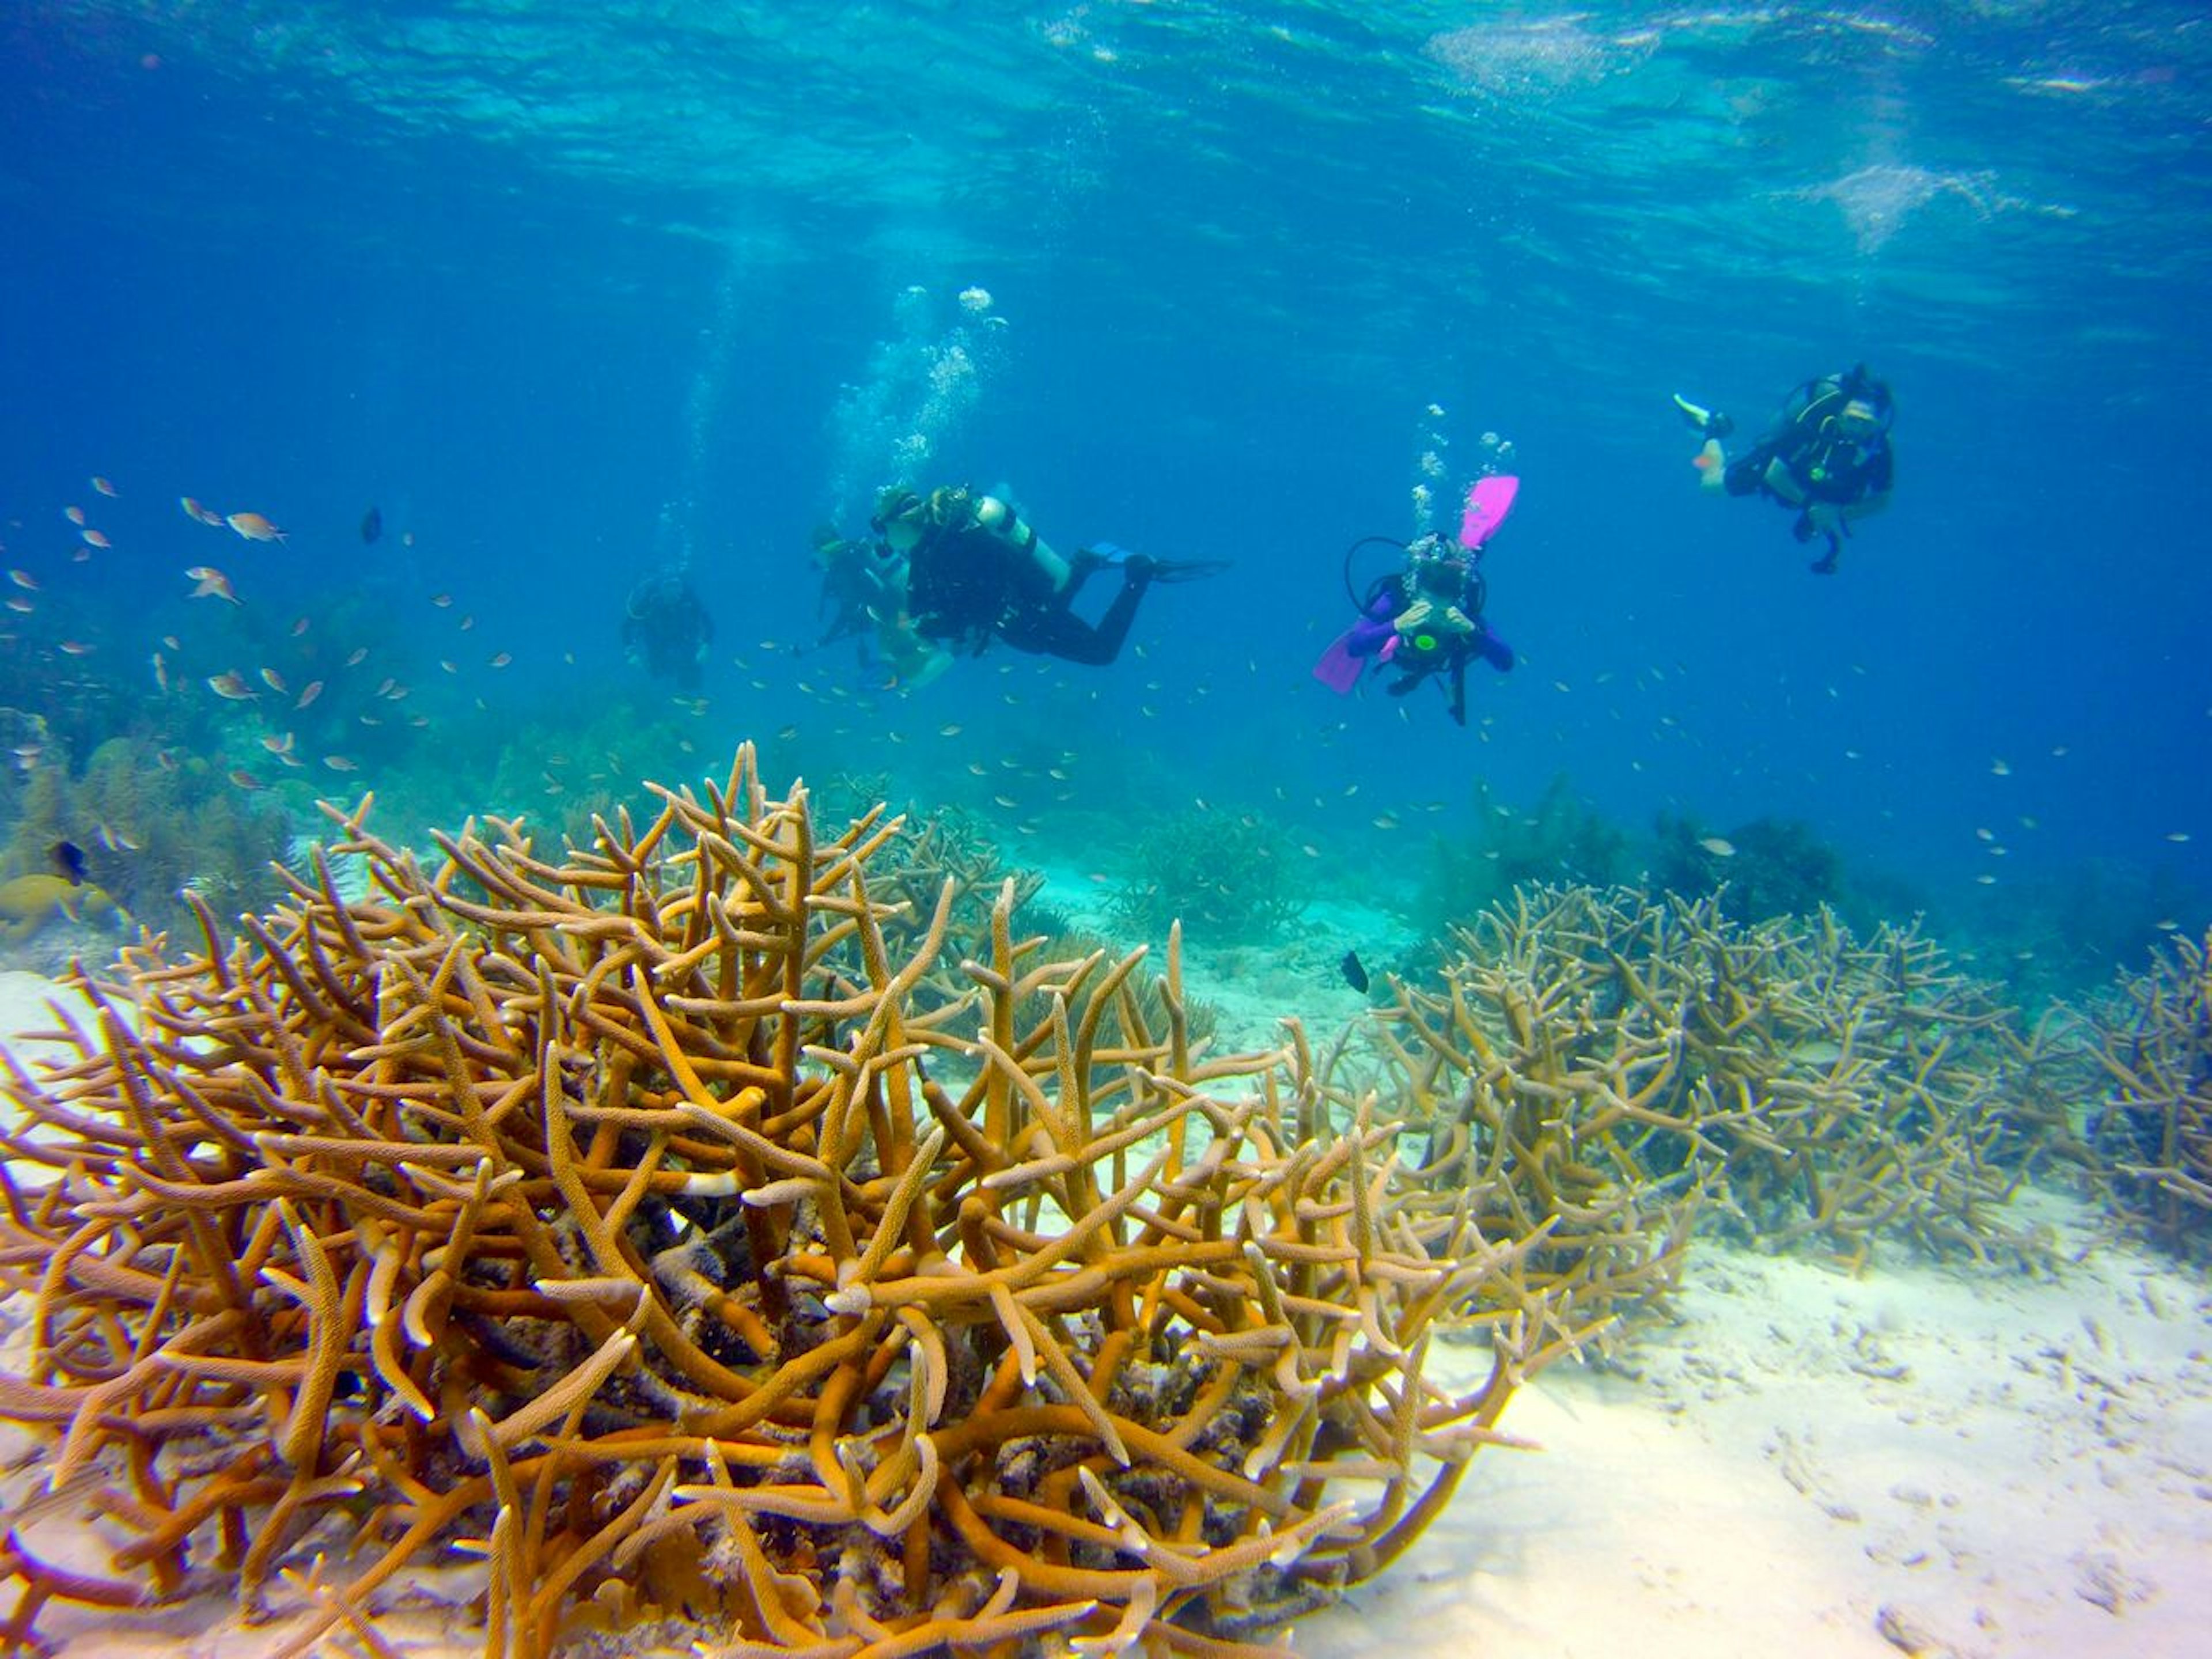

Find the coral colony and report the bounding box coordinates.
[0,745,2198,1656]
[0,747,1549,1656]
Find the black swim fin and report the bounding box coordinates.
[1138,557,1231,584]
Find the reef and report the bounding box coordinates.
[1650,811,1848,926]
[2082,927,2212,1251]
[1360,884,2070,1313]
[0,747,1548,1656]
[1109,810,1305,946]
[0,734,292,951]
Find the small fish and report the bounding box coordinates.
[226,511,286,543]
[323,755,359,772]
[487,651,512,668]
[259,732,294,755]
[290,615,310,637]
[440,660,458,675]
[430,593,453,608]
[180,497,226,527]
[150,650,169,692]
[345,646,369,667]
[91,476,118,497]
[939,724,963,737]
[57,640,94,656]
[3,597,31,614]
[79,528,110,550]
[360,505,383,544]
[295,680,323,710]
[2168,831,2193,844]
[185,566,238,603]
[459,614,475,631]
[1339,950,1370,994]
[206,672,258,700]
[1990,758,2012,777]
[6,570,36,590]
[162,634,181,650]
[63,505,86,527]
[51,839,88,885]
[1698,836,1737,858]
[259,666,289,694]
[228,768,263,790]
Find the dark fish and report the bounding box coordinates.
[51,839,88,885]
[360,505,384,545]
[1338,949,1369,994]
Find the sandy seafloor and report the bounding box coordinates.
[2,868,2209,1659]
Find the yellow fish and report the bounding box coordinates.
[185,566,239,604]
[225,511,286,543]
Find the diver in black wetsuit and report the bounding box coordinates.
[1676,365,1896,574]
[853,484,1223,687]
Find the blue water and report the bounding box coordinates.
[3,2,2207,990]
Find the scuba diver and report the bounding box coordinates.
[1674,365,1895,574]
[854,484,1225,688]
[619,567,714,691]
[1313,475,1518,727]
[809,523,900,668]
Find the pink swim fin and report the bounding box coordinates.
[1312,628,1366,694]
[1459,475,1521,550]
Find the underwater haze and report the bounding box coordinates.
[2,1,2209,994]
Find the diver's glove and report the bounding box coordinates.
[1392,598,1474,638]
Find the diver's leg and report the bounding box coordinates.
[1000,568,1153,665]
[1723,446,1770,496]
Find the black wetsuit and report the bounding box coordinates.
[1725,381,1895,509]
[904,514,1151,667]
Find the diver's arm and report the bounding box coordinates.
[975,495,1073,592]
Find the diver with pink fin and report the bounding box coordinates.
[1312,474,1518,727]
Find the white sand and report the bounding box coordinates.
[3,968,2207,1659]
[1298,1198,2211,1659]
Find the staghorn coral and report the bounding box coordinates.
[1362,885,2067,1313]
[0,745,1552,1657]
[2082,927,2212,1251]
